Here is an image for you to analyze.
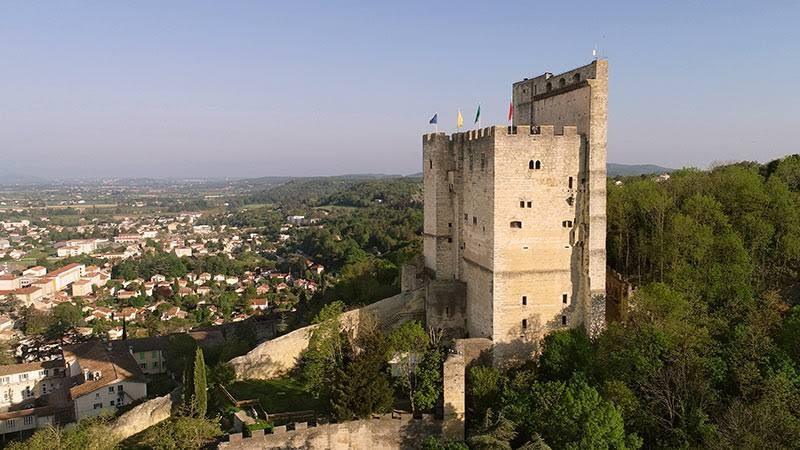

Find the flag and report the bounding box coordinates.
[474,105,481,124]
[508,102,513,122]
[457,110,463,129]
[429,113,438,125]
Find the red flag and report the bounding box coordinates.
[507,101,513,122]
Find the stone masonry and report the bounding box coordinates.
[423,60,608,363]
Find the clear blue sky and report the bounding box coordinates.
[1,1,798,179]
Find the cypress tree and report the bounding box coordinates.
[193,347,208,417]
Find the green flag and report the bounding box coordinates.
[474,105,481,124]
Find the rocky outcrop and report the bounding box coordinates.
[229,289,425,380]
[111,388,179,440]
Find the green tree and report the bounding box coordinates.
[329,329,394,421]
[193,347,208,417]
[388,321,441,413]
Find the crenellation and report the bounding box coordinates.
[423,59,607,363]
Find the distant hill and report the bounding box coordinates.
[0,172,50,186]
[607,163,673,177]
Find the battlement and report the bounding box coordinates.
[512,59,606,98]
[423,124,579,143]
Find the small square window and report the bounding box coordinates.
[519,201,525,208]
[108,387,114,393]
[110,401,115,407]
[448,222,452,228]
[527,201,532,208]
[447,237,452,243]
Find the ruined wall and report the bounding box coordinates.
[442,338,493,441]
[229,289,426,380]
[218,415,442,450]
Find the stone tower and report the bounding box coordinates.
[423,60,607,363]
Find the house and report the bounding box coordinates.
[0,275,20,291]
[116,290,136,300]
[22,266,46,278]
[198,273,212,283]
[248,298,268,311]
[174,247,192,258]
[160,307,187,321]
[0,360,65,409]
[62,342,147,420]
[196,286,211,296]
[118,307,137,322]
[0,360,65,437]
[114,234,142,244]
[12,287,43,306]
[43,263,85,291]
[71,279,93,297]
[150,274,166,283]
[107,327,123,340]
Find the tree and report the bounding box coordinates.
[300,301,346,396]
[193,347,208,417]
[388,321,442,413]
[329,329,394,421]
[134,415,222,450]
[503,377,641,450]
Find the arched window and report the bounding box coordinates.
[573,73,581,82]
[559,78,566,87]
[546,82,552,92]
[529,160,535,170]
[510,221,522,229]
[535,160,541,170]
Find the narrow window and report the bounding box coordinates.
[520,201,525,208]
[535,160,541,170]
[464,214,468,222]
[561,315,567,326]
[510,221,522,229]
[522,296,527,305]
[527,201,532,208]
[522,319,528,329]
[445,306,450,316]
[481,153,486,170]
[563,294,568,304]
[473,216,477,225]
[429,160,432,169]
[568,176,573,189]
[529,160,535,170]
[448,222,452,228]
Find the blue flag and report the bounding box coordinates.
[429,113,438,124]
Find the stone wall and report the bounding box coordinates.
[442,338,492,441]
[110,388,180,440]
[218,414,441,450]
[229,289,426,380]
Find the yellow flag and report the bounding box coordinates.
[457,109,463,129]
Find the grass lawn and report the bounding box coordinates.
[227,378,327,414]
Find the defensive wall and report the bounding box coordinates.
[218,413,441,450]
[229,288,426,380]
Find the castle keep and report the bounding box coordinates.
[423,60,608,361]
